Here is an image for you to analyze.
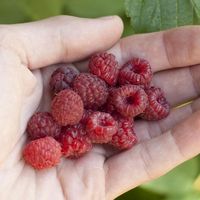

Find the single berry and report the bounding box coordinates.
[110,114,137,149]
[140,87,170,120]
[89,52,119,86]
[118,58,152,87]
[23,136,62,170]
[110,85,148,118]
[27,112,61,140]
[86,112,118,143]
[51,89,84,126]
[59,124,92,158]
[73,73,108,109]
[49,64,79,94]
[80,110,94,124]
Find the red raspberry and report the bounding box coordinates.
[110,85,148,118]
[59,124,92,158]
[51,89,84,126]
[140,87,170,120]
[72,73,108,109]
[89,52,119,86]
[23,137,62,170]
[86,112,118,143]
[118,58,152,87]
[100,100,115,114]
[103,88,118,114]
[80,110,94,124]
[27,112,61,140]
[49,64,79,94]
[110,114,137,149]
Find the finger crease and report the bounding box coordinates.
[169,130,185,161]
[162,32,175,68]
[189,66,200,96]
[139,143,155,180]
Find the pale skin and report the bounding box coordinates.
[0,15,200,200]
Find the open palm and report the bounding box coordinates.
[0,16,200,200]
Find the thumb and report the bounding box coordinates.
[1,15,123,69]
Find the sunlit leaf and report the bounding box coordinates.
[125,0,199,33]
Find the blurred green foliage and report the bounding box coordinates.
[0,0,28,23]
[18,0,63,20]
[0,0,134,36]
[143,157,199,195]
[0,0,200,199]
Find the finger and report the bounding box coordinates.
[0,48,41,163]
[152,64,200,106]
[108,26,200,72]
[0,15,123,69]
[105,108,200,199]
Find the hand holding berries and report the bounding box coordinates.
[23,52,169,170]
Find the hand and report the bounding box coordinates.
[0,16,199,200]
[0,15,123,200]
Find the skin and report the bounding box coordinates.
[0,15,200,200]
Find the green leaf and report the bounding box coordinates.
[122,15,135,36]
[125,0,198,33]
[165,191,200,200]
[192,0,200,18]
[116,187,164,200]
[64,0,124,18]
[142,157,199,195]
[18,0,63,20]
[0,0,28,24]
[194,175,200,192]
[177,0,193,26]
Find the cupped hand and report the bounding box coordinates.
[0,16,200,200]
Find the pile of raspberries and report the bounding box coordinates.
[23,52,170,170]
